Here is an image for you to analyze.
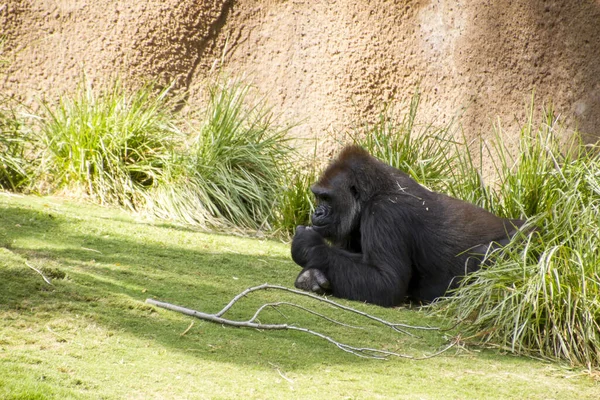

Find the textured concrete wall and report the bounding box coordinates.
[1,0,226,98]
[2,1,599,147]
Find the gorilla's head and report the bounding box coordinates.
[310,169,361,242]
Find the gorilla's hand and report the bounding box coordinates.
[294,268,331,294]
[291,225,326,267]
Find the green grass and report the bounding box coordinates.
[434,109,600,368]
[28,76,301,234]
[0,102,30,191]
[1,193,599,399]
[270,157,318,238]
[33,79,182,210]
[149,78,294,231]
[0,35,30,192]
[347,91,458,191]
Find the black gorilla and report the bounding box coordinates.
[291,145,525,307]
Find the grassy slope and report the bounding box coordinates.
[0,194,598,399]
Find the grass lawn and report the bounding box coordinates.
[1,193,598,399]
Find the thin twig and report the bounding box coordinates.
[180,321,194,336]
[249,302,364,329]
[268,362,294,384]
[81,247,102,254]
[46,326,67,342]
[147,298,289,329]
[26,261,53,285]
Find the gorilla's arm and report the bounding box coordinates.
[292,225,412,307]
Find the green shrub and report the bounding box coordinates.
[435,109,600,367]
[149,78,293,230]
[0,103,30,191]
[347,91,458,190]
[29,75,305,232]
[34,79,181,209]
[272,159,319,238]
[342,95,600,367]
[0,36,30,191]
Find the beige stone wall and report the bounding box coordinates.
[1,0,226,100]
[2,1,599,146]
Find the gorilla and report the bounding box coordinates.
[291,145,525,307]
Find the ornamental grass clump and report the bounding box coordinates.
[0,37,31,191]
[271,162,319,238]
[348,91,458,190]
[436,108,600,368]
[34,79,181,210]
[348,95,600,367]
[149,78,293,230]
[0,103,30,191]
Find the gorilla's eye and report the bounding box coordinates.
[317,194,331,202]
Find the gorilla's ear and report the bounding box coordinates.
[349,185,359,200]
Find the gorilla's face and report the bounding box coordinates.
[310,185,335,238]
[310,173,360,242]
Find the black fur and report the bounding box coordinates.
[291,145,525,307]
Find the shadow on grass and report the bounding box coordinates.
[0,200,441,371]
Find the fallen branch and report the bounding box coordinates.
[146,284,455,360]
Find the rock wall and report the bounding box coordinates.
[1,0,227,99]
[2,1,600,147]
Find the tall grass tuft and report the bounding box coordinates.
[149,78,293,230]
[271,159,319,238]
[34,79,181,209]
[343,95,600,367]
[435,108,600,367]
[0,103,30,191]
[347,92,458,190]
[0,36,30,191]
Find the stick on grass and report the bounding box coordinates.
[146,284,453,360]
[25,261,53,286]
